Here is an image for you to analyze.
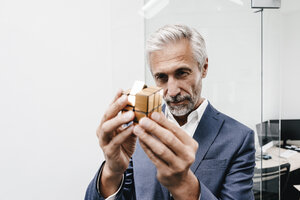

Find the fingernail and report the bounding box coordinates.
[139,117,150,127]
[124,111,134,118]
[151,112,160,121]
[133,125,143,135]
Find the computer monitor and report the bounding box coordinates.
[262,119,300,146]
[269,120,280,140]
[256,121,274,147]
[256,121,268,146]
[256,120,281,147]
[280,119,300,146]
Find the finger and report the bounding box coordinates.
[117,122,133,133]
[138,117,185,156]
[110,89,123,106]
[101,111,135,142]
[139,140,169,169]
[102,94,128,123]
[106,125,135,154]
[150,112,195,146]
[133,125,177,166]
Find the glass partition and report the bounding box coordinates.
[140,0,300,199]
[256,8,282,200]
[256,2,300,199]
[144,0,261,131]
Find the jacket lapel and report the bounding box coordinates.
[190,102,224,172]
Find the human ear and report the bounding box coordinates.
[201,58,208,78]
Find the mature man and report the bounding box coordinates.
[85,24,255,200]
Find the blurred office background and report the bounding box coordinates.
[0,0,299,199]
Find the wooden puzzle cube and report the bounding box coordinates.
[122,82,163,123]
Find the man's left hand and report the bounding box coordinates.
[133,112,200,200]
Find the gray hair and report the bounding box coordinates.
[146,24,208,71]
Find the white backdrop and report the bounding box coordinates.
[0,0,144,199]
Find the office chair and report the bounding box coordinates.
[253,163,290,200]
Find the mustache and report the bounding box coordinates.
[165,94,192,104]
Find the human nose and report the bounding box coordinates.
[166,77,180,97]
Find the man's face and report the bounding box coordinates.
[149,39,208,117]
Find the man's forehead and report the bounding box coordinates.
[149,40,196,70]
[150,55,197,75]
[150,54,190,66]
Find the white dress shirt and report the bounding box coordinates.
[101,99,209,200]
[165,99,208,138]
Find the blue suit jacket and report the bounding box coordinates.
[85,102,255,200]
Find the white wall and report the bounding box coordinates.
[280,10,300,119]
[145,0,261,131]
[263,4,300,121]
[0,0,144,199]
[144,0,300,131]
[263,10,281,121]
[110,0,145,90]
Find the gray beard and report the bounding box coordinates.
[165,94,196,117]
[168,102,194,116]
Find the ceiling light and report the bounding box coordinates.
[139,0,169,19]
[229,0,244,6]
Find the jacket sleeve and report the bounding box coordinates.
[200,130,255,200]
[84,160,136,200]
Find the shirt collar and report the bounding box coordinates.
[165,99,208,127]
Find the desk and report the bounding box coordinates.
[254,147,300,200]
[256,146,300,171]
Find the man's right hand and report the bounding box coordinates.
[97,90,136,197]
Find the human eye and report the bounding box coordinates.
[175,69,190,78]
[154,73,168,83]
